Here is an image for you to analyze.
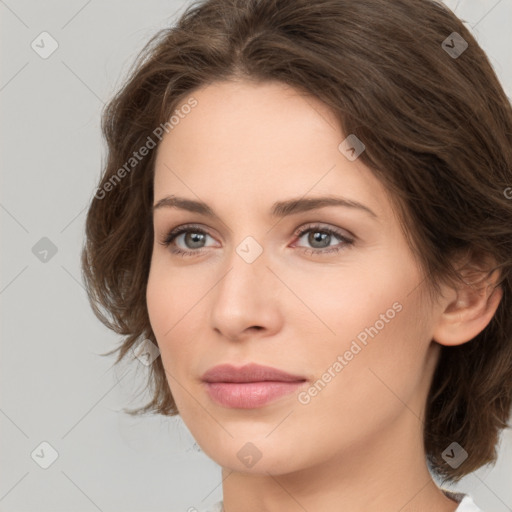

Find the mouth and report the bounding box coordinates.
[201,363,307,409]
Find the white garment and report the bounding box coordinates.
[442,490,483,511]
[198,492,482,511]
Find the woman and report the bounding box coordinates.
[81,0,512,510]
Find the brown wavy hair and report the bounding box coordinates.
[81,0,512,482]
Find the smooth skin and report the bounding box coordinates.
[146,79,502,512]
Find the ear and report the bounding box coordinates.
[432,254,503,347]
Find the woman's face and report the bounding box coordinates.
[147,79,444,474]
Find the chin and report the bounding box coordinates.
[193,432,307,475]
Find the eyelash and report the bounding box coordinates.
[158,223,354,258]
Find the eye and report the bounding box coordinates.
[158,224,217,257]
[158,222,354,258]
[292,223,354,255]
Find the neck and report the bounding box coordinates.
[220,407,459,512]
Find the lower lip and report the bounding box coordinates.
[204,381,305,408]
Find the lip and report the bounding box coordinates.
[202,363,306,383]
[201,363,307,409]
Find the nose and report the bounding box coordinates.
[209,244,283,342]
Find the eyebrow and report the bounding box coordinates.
[153,195,377,219]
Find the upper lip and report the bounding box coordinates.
[201,363,306,383]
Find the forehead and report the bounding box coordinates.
[153,79,390,220]
[157,79,338,164]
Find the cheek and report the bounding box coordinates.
[146,267,194,412]
[302,292,432,432]
[146,254,212,386]
[146,257,191,369]
[276,249,417,348]
[146,266,171,341]
[146,252,200,339]
[291,252,429,405]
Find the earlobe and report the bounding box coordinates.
[433,268,503,347]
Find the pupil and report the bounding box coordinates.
[310,231,329,248]
[187,232,205,248]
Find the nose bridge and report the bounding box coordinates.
[209,232,282,337]
[219,234,271,299]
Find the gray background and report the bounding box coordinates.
[1,1,511,511]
